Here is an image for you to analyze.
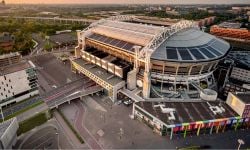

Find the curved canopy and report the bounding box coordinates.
[151,28,230,62]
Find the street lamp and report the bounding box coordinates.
[237,139,245,150]
[55,133,60,149]
[119,128,124,140]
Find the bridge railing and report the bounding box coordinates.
[47,86,103,109]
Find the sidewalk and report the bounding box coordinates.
[53,110,88,149]
[16,103,48,122]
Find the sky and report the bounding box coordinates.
[6,0,250,4]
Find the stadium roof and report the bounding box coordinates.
[90,20,163,46]
[151,28,230,62]
[84,16,230,63]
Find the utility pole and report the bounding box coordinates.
[119,128,124,140]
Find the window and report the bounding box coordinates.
[9,79,11,82]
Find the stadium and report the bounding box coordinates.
[71,15,231,102]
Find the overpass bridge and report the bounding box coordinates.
[46,85,103,109]
[0,16,96,25]
[41,78,103,109]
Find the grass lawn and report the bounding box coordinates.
[17,111,50,136]
[0,101,44,122]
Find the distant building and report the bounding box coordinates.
[165,6,172,11]
[221,52,250,97]
[210,22,250,43]
[0,52,21,68]
[230,66,250,83]
[223,82,249,97]
[165,10,180,16]
[0,53,39,107]
[0,117,19,149]
[226,92,250,118]
[198,7,208,11]
[197,16,216,27]
[0,32,15,52]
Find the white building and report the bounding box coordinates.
[0,60,39,107]
[0,117,19,149]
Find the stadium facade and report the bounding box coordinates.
[71,15,231,102]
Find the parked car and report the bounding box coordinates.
[123,99,133,106]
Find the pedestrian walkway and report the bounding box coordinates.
[74,101,103,149]
[54,111,87,149]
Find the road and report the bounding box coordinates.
[0,97,41,120]
[74,100,103,149]
[20,126,59,149]
[30,33,46,56]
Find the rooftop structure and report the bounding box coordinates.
[231,92,250,104]
[0,61,31,76]
[49,33,77,45]
[0,59,38,107]
[218,22,242,29]
[210,22,250,42]
[135,101,238,126]
[133,100,245,139]
[226,92,250,118]
[0,118,19,149]
[73,15,231,101]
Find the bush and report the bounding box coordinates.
[17,112,49,136]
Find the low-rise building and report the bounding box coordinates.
[226,92,250,118]
[132,100,248,140]
[210,22,250,43]
[0,53,38,107]
[0,117,19,149]
[0,52,21,68]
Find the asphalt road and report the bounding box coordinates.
[20,126,59,149]
[66,95,250,149]
[31,53,80,88]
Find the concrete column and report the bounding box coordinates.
[184,126,187,138]
[216,124,220,133]
[143,71,151,99]
[170,127,173,140]
[210,123,214,134]
[235,119,240,131]
[197,124,201,136]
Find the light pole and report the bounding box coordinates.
[119,128,124,140]
[237,139,245,150]
[55,133,60,149]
